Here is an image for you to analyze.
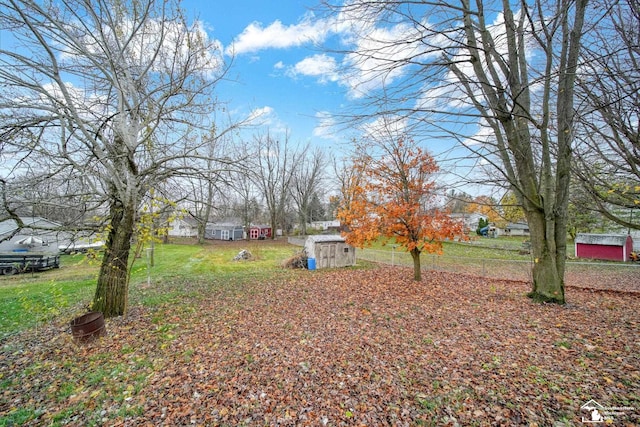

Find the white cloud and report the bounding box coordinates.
[247,106,274,125]
[287,54,339,83]
[313,111,340,140]
[226,12,332,55]
[415,10,539,114]
[60,18,224,80]
[246,106,288,133]
[360,115,408,143]
[273,61,285,69]
[461,119,495,147]
[335,19,445,99]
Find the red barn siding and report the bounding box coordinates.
[624,235,633,260]
[249,226,272,239]
[575,234,634,262]
[576,244,623,261]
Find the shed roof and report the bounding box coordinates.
[306,235,347,244]
[206,222,243,230]
[575,233,630,246]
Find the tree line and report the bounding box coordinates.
[1,0,638,316]
[322,0,639,304]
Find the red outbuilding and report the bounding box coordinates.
[249,225,272,240]
[575,233,634,262]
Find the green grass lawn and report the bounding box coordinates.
[0,240,302,339]
[0,254,98,339]
[0,235,582,340]
[369,234,577,260]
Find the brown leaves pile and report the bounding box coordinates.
[281,251,308,269]
[1,267,638,426]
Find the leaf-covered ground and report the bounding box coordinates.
[1,267,639,426]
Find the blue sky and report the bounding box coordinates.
[0,0,494,195]
[181,0,349,148]
[178,0,491,196]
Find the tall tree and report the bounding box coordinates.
[228,148,263,239]
[566,183,603,239]
[337,136,462,281]
[467,195,501,224]
[500,191,526,224]
[573,0,640,230]
[177,124,247,244]
[445,190,474,214]
[290,145,326,235]
[0,0,233,317]
[251,131,300,238]
[308,192,327,222]
[326,0,591,303]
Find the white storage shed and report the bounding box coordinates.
[304,235,356,269]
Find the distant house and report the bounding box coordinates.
[575,233,633,262]
[205,221,244,241]
[249,225,272,240]
[503,222,530,237]
[167,217,199,238]
[304,235,356,269]
[449,213,485,233]
[309,220,341,232]
[0,217,64,254]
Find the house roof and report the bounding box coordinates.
[506,222,529,229]
[575,233,631,246]
[178,217,200,227]
[449,212,483,219]
[207,222,243,229]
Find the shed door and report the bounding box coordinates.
[220,230,229,240]
[318,244,336,268]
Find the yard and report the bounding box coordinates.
[0,239,638,426]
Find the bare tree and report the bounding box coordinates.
[573,0,640,230]
[228,156,263,239]
[290,144,326,235]
[0,0,235,317]
[250,131,301,238]
[331,150,365,227]
[324,0,591,303]
[175,122,249,244]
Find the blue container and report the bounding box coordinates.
[307,258,316,270]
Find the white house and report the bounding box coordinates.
[502,222,530,236]
[309,220,341,232]
[449,213,485,233]
[167,217,199,237]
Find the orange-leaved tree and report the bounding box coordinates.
[337,138,464,281]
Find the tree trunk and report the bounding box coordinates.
[299,210,308,236]
[92,199,136,318]
[410,248,421,281]
[197,220,206,244]
[270,212,277,240]
[526,210,565,304]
